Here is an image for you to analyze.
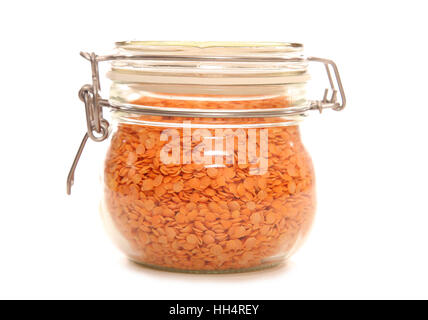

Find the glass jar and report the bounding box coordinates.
[68,41,346,273]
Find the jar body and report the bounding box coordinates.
[101,94,316,272]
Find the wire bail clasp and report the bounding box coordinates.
[307,57,346,113]
[79,52,110,141]
[66,53,110,195]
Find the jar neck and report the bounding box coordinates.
[110,92,307,129]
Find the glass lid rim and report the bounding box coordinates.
[114,40,304,50]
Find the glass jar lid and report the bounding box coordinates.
[107,41,310,86]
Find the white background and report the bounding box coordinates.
[0,0,427,300]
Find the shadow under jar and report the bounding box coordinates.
[69,41,346,273]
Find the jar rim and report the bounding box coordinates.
[108,99,311,119]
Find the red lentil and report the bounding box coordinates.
[103,95,316,272]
